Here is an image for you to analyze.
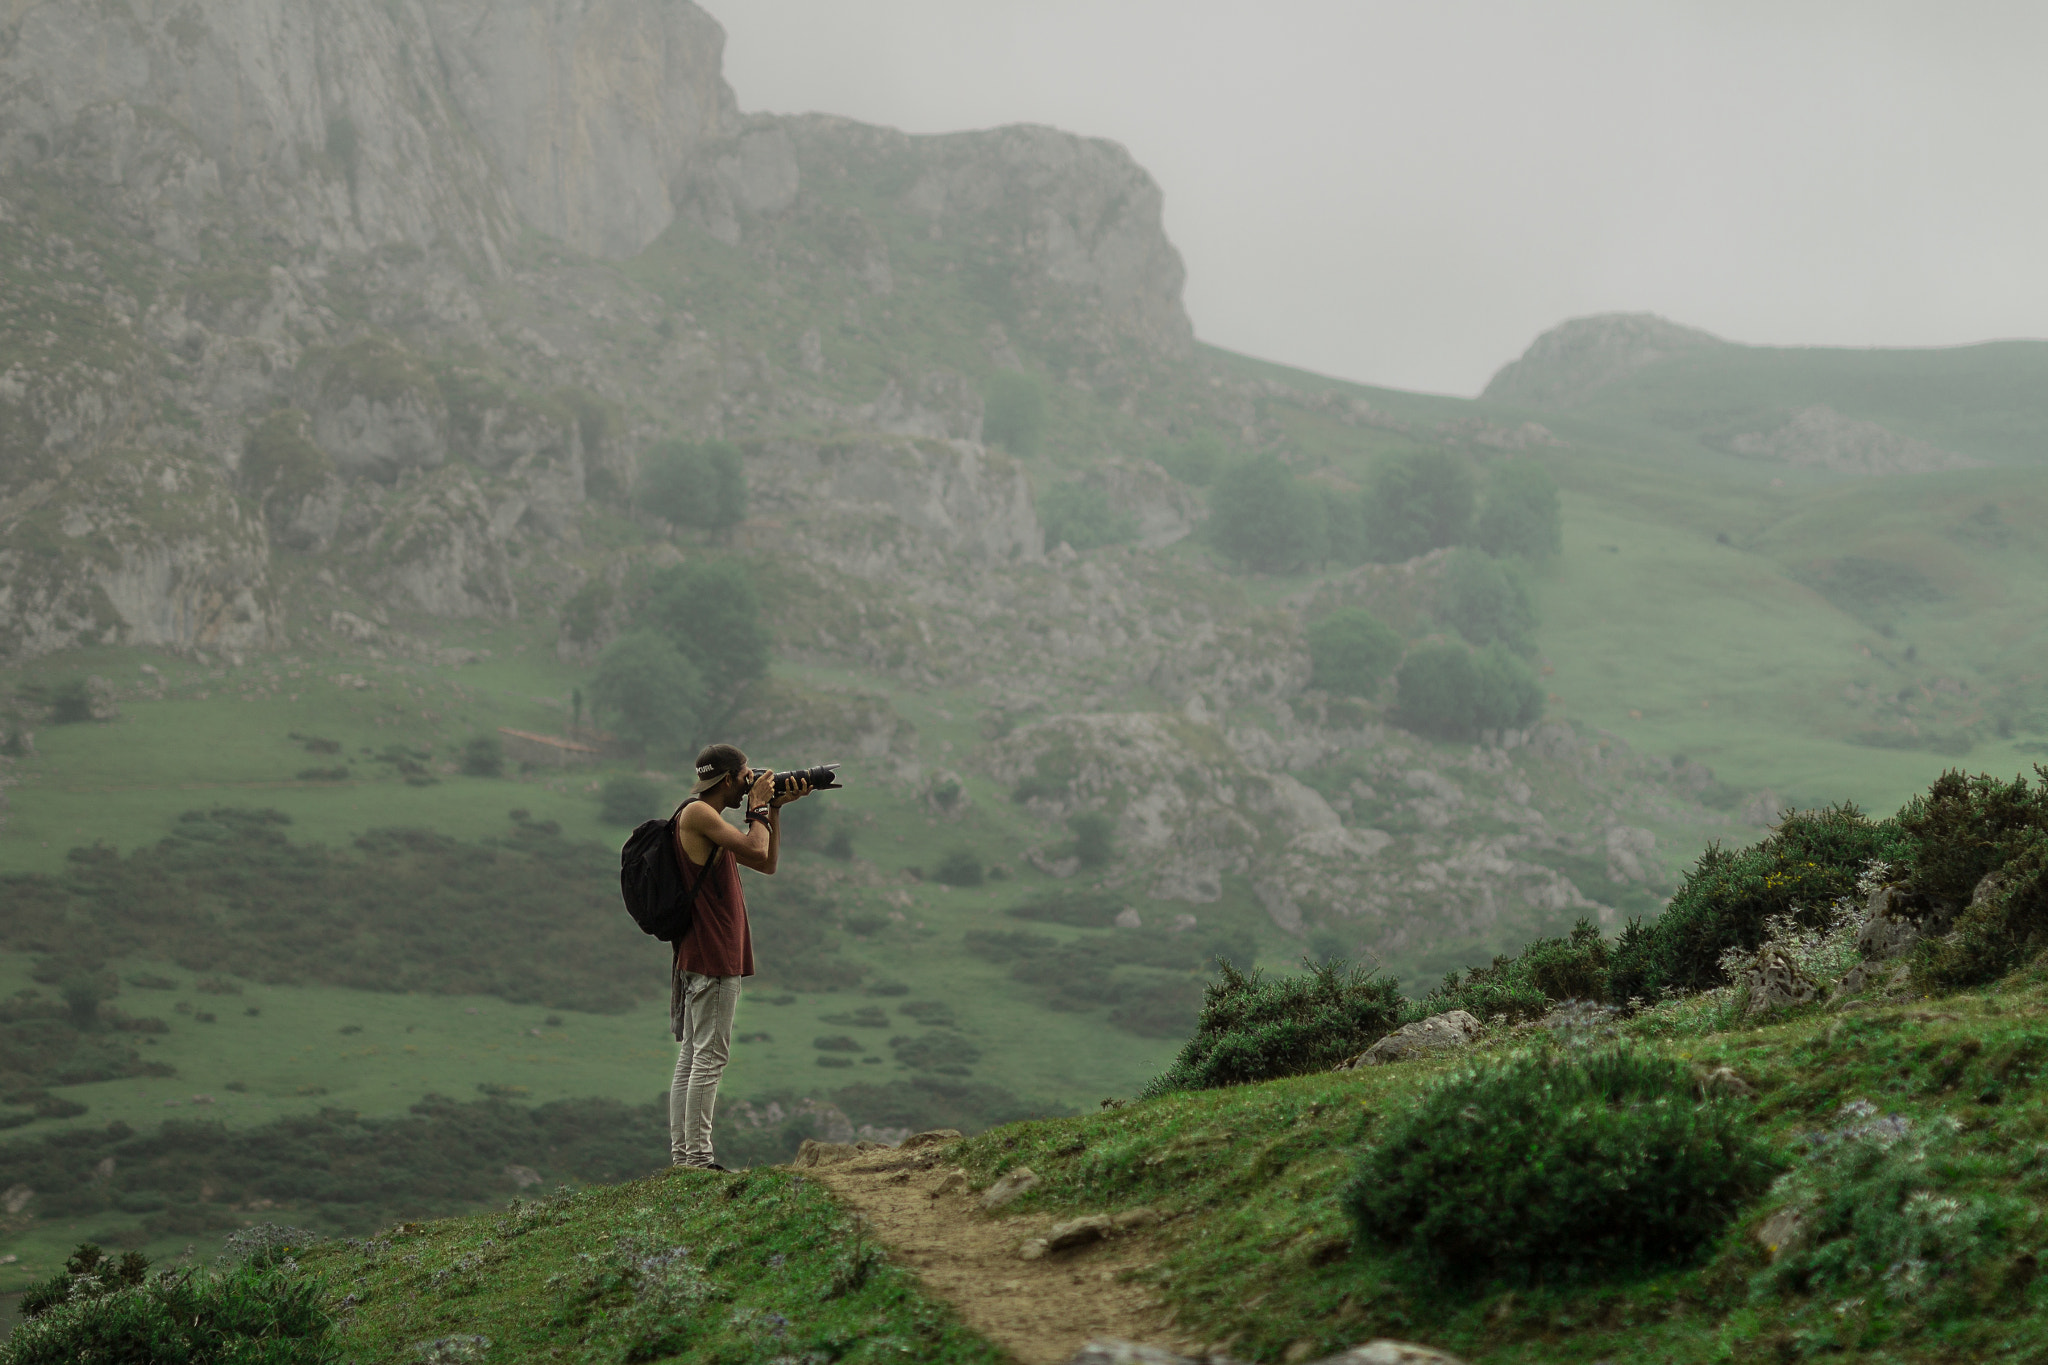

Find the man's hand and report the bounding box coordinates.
[746,767,775,811]
[771,773,810,808]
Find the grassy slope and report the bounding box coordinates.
[186,962,2048,1365]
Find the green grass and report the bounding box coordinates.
[307,1168,1002,1364]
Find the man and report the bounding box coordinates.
[668,742,808,1170]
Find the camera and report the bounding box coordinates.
[772,763,842,796]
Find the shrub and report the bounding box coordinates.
[1068,811,1115,869]
[1038,481,1137,552]
[459,733,504,778]
[7,1246,336,1364]
[1475,459,1562,560]
[633,560,769,689]
[1147,431,1226,486]
[1606,803,1906,1003]
[48,679,94,725]
[637,439,746,530]
[934,850,984,887]
[983,371,1046,454]
[1208,457,1326,573]
[1005,889,1122,927]
[597,774,665,826]
[1346,1045,1778,1285]
[1393,642,1541,740]
[589,631,706,759]
[1423,918,1611,1022]
[1438,548,1538,656]
[1363,451,1473,562]
[1917,831,2048,989]
[1896,767,2048,908]
[1143,959,1403,1095]
[1306,608,1403,698]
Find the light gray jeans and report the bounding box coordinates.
[669,972,741,1166]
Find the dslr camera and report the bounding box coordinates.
[770,763,842,797]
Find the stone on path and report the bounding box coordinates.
[979,1166,1039,1211]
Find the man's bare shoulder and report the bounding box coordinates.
[679,801,728,832]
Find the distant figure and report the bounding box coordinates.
[668,743,809,1170]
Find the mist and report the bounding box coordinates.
[723,0,2048,394]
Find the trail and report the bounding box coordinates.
[804,1144,1196,1365]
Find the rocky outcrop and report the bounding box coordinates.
[1482,313,1725,408]
[1333,1011,1483,1068]
[1727,405,1981,477]
[1855,883,1958,962]
[1739,945,1822,1018]
[425,0,738,259]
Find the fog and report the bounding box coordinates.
[722,0,2048,395]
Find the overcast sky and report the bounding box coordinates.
[717,2,2048,396]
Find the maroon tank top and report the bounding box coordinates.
[670,808,755,980]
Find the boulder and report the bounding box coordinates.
[978,1167,1039,1211]
[1333,1011,1482,1069]
[1044,1214,1116,1252]
[1856,884,1955,961]
[1693,1066,1755,1099]
[1739,945,1821,1018]
[927,1170,968,1200]
[1754,1205,1813,1264]
[900,1128,962,1150]
[1316,1345,1470,1365]
[789,1139,860,1169]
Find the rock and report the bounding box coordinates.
[789,1139,861,1169]
[1017,1238,1049,1261]
[928,1170,968,1200]
[1315,1344,1470,1365]
[1334,1011,1483,1069]
[1856,884,1955,961]
[900,1128,962,1150]
[1755,1206,1812,1263]
[1694,1066,1755,1099]
[1111,1207,1164,1231]
[1481,313,1725,407]
[1726,405,1982,478]
[1062,1342,1212,1365]
[1044,1214,1116,1251]
[1739,945,1822,1018]
[978,1167,1039,1211]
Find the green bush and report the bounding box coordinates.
[1208,457,1326,573]
[637,439,746,530]
[1393,642,1541,740]
[1306,608,1403,698]
[983,371,1046,454]
[1438,548,1538,655]
[459,733,504,777]
[934,850,984,887]
[633,559,770,689]
[1068,810,1115,869]
[1038,480,1137,552]
[48,679,93,725]
[1898,766,2048,905]
[1321,487,1368,564]
[1347,1045,1778,1285]
[1606,803,1906,1003]
[597,774,666,827]
[1474,459,1562,560]
[1143,959,1403,1096]
[589,631,706,759]
[1363,451,1473,562]
[1423,918,1611,1022]
[6,1244,336,1364]
[1147,431,1226,486]
[1917,831,2048,989]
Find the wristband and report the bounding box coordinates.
[747,806,771,824]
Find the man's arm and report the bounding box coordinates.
[681,770,809,875]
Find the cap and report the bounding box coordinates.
[688,744,747,796]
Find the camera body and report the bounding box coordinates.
[772,763,842,796]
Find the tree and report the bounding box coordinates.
[1476,460,1562,560]
[589,631,707,758]
[1394,641,1544,741]
[459,733,504,777]
[1364,452,1474,562]
[1146,430,1227,486]
[1038,480,1137,552]
[983,371,1046,454]
[1209,457,1326,573]
[638,440,746,531]
[635,560,770,689]
[599,774,665,826]
[1438,548,1538,656]
[1307,608,1404,697]
[1322,487,1368,565]
[1069,811,1115,869]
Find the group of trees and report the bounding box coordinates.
[1208,450,1560,575]
[588,560,770,761]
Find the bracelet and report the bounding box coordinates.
[747,806,771,824]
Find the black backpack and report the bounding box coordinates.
[619,800,709,943]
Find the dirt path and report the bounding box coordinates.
[805,1146,1201,1365]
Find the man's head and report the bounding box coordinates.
[690,743,751,809]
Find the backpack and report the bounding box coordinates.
[619,800,710,943]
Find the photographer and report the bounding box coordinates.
[667,742,808,1171]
